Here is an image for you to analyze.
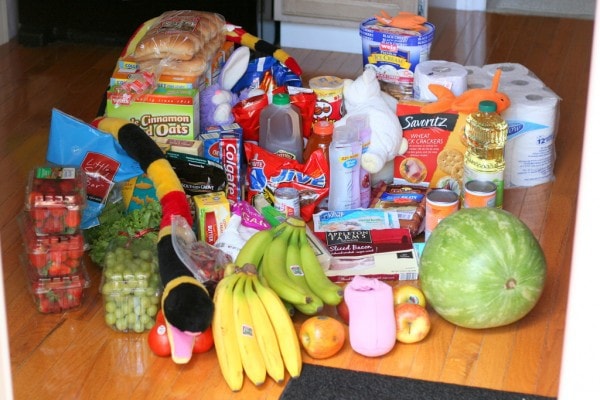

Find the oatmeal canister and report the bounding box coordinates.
[425,189,459,240]
[359,17,435,98]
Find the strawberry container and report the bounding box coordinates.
[19,212,85,278]
[25,166,86,235]
[100,234,162,333]
[23,256,91,314]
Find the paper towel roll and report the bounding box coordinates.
[483,62,531,78]
[413,60,469,102]
[467,74,492,89]
[464,65,484,76]
[500,75,546,92]
[501,88,560,187]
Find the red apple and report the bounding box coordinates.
[394,303,431,344]
[336,298,350,324]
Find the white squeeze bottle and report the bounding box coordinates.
[259,93,304,162]
[328,124,361,210]
[346,114,372,208]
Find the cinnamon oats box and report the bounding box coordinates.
[394,101,467,193]
[105,87,200,141]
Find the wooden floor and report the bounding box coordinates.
[0,7,593,399]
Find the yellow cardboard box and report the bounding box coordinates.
[394,101,467,193]
[193,191,230,245]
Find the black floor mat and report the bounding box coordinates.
[280,364,556,400]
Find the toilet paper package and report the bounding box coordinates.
[413,60,468,102]
[502,87,561,187]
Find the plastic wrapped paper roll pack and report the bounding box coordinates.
[502,87,561,188]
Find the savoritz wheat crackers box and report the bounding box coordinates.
[394,101,466,193]
[106,87,200,140]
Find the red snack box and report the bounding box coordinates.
[25,166,86,235]
[19,213,85,278]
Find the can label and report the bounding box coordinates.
[274,187,300,217]
[425,189,459,240]
[309,76,345,123]
[463,165,504,208]
[463,180,497,208]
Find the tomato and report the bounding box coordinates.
[148,319,171,357]
[192,326,214,354]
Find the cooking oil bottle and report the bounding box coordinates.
[462,100,508,208]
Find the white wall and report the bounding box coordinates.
[558,3,600,398]
[0,238,14,400]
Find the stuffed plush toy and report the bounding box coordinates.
[374,11,428,31]
[225,24,302,77]
[334,69,408,181]
[200,25,302,130]
[420,68,511,114]
[199,46,253,130]
[92,117,214,364]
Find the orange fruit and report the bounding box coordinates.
[299,315,346,359]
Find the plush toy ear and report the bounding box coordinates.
[219,46,251,91]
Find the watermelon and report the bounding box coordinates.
[419,207,546,329]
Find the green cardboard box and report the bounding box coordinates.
[105,87,200,141]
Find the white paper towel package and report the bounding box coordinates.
[413,60,468,101]
[414,61,561,188]
[503,88,561,187]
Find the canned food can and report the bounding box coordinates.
[309,76,345,123]
[463,180,497,208]
[425,189,459,240]
[274,187,300,217]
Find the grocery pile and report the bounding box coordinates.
[26,7,555,394]
[18,166,90,313]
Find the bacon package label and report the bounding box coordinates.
[244,142,329,222]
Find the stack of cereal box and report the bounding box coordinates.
[18,166,90,313]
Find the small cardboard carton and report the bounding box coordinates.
[105,87,200,140]
[394,101,467,192]
[314,227,420,282]
[193,191,230,245]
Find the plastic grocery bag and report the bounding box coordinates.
[46,108,144,229]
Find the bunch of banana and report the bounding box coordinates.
[212,264,302,392]
[236,217,343,316]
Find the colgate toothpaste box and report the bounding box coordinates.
[199,124,246,202]
[314,227,419,282]
[219,124,245,203]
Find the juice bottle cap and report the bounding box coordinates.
[273,93,291,106]
[313,121,334,135]
[478,100,497,112]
